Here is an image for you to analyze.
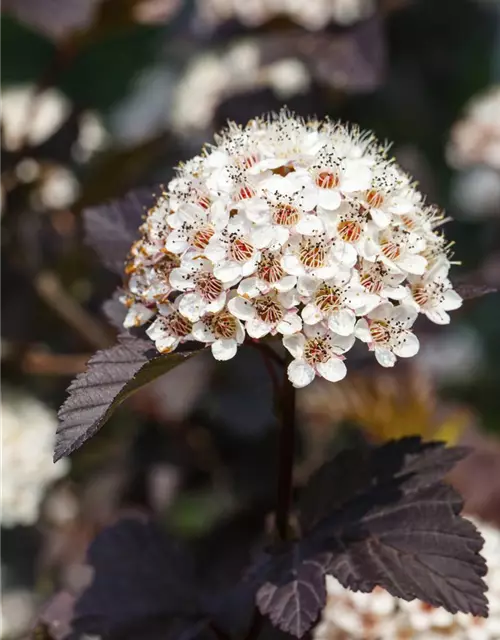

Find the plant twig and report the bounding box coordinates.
[34,271,115,350]
[22,349,90,375]
[276,352,296,541]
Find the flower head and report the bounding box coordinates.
[122,110,461,387]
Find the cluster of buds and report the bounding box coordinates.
[122,111,462,388]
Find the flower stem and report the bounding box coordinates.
[276,353,296,540]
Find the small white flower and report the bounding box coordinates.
[205,214,261,282]
[228,289,301,338]
[283,323,353,387]
[298,274,374,336]
[170,256,227,321]
[123,300,156,328]
[355,302,420,367]
[166,198,229,255]
[378,227,428,275]
[146,299,193,353]
[356,258,408,303]
[300,147,372,211]
[192,309,245,360]
[238,249,297,296]
[407,260,462,324]
[281,235,343,279]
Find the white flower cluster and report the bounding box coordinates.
[1,390,69,528]
[197,0,375,29]
[171,42,310,136]
[447,85,500,171]
[447,86,500,220]
[122,111,462,388]
[315,519,500,640]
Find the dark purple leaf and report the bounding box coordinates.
[56,335,202,460]
[109,616,218,640]
[258,17,386,93]
[2,0,96,40]
[254,439,487,637]
[256,547,326,638]
[299,438,468,533]
[83,189,159,275]
[73,515,198,638]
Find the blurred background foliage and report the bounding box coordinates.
[1,0,500,637]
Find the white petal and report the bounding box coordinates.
[354,318,371,342]
[210,199,230,227]
[368,302,394,321]
[370,208,391,228]
[391,304,418,328]
[393,332,420,358]
[303,322,327,339]
[124,303,154,328]
[165,230,189,254]
[333,242,357,267]
[374,347,396,367]
[346,289,379,310]
[288,359,316,388]
[154,335,179,354]
[178,292,205,322]
[341,163,372,192]
[169,268,195,291]
[246,317,271,338]
[206,292,226,314]
[442,288,462,311]
[318,189,341,211]
[331,333,355,354]
[241,253,260,276]
[243,199,269,224]
[282,333,306,358]
[212,338,238,361]
[426,309,450,325]
[274,275,297,292]
[281,254,304,276]
[192,321,214,343]
[235,319,245,343]
[397,254,427,275]
[302,303,323,325]
[269,226,290,250]
[312,264,338,279]
[383,285,408,300]
[204,241,227,263]
[277,312,302,335]
[300,187,319,211]
[316,357,347,382]
[251,224,274,249]
[277,289,299,309]
[295,214,324,236]
[214,261,242,283]
[227,296,255,321]
[146,317,167,341]
[328,309,356,336]
[237,276,261,297]
[297,275,318,297]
